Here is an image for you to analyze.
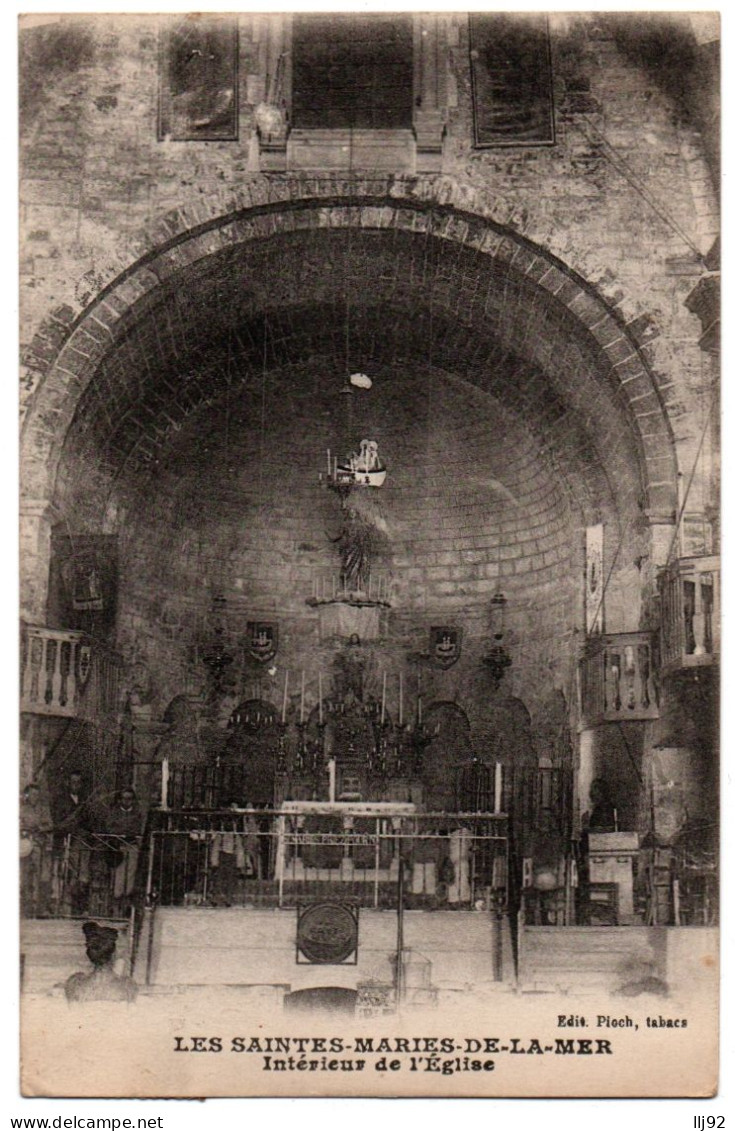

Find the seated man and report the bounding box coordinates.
[104,787,143,903]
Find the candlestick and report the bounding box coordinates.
[161,757,170,810]
[300,670,305,724]
[281,670,289,724]
[381,670,387,724]
[494,762,502,814]
[399,671,404,726]
[318,672,323,724]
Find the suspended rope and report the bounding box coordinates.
[258,301,269,504]
[586,511,633,637]
[578,117,708,261]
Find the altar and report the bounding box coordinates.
[275,801,415,899]
[274,800,490,908]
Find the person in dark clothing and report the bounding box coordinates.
[54,771,90,835]
[105,787,143,901]
[588,777,617,832]
[54,771,92,915]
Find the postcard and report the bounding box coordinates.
[18,9,720,1099]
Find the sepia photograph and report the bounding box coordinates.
[17,8,720,1100]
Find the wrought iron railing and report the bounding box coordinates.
[658,555,720,670]
[579,632,659,727]
[20,831,141,920]
[143,808,508,912]
[20,624,122,719]
[125,761,272,811]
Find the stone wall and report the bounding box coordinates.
[111,358,590,726]
[18,13,719,824]
[20,12,715,441]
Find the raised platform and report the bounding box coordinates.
[140,905,515,1008]
[517,924,718,997]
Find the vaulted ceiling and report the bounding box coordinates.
[55,227,646,535]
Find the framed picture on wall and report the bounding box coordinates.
[158,15,239,141]
[469,13,555,147]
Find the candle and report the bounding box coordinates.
[318,672,323,724]
[327,448,331,475]
[381,670,387,724]
[417,672,423,725]
[399,671,404,725]
[281,670,289,723]
[494,762,502,814]
[300,670,305,724]
[328,758,336,804]
[161,757,170,810]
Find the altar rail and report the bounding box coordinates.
[579,632,659,728]
[145,809,508,911]
[658,555,720,671]
[20,625,122,719]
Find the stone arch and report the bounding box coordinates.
[21,175,678,519]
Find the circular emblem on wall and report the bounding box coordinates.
[297,903,358,965]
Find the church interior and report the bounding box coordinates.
[19,12,719,1013]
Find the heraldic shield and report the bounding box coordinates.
[429,626,463,670]
[246,621,278,665]
[77,643,93,687]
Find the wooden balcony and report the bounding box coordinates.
[20,624,121,719]
[579,632,659,728]
[658,555,720,671]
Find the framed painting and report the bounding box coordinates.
[158,15,238,141]
[469,13,555,147]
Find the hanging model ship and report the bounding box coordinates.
[326,439,387,488]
